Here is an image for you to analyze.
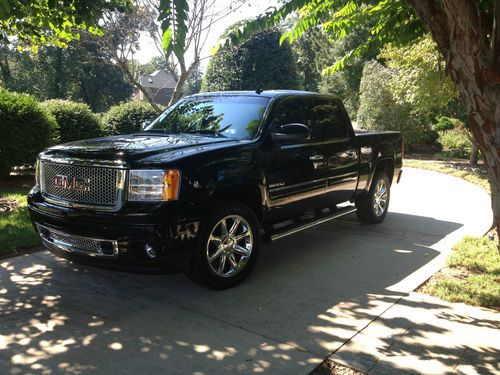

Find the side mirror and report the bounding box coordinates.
[271,123,311,144]
[141,120,151,130]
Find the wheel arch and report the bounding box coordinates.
[367,158,395,191]
[208,183,263,222]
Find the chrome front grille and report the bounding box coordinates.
[40,161,125,209]
[37,224,118,257]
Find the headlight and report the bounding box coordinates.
[128,169,180,201]
[35,159,40,187]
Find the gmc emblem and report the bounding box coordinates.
[53,175,90,192]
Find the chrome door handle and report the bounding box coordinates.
[309,155,324,161]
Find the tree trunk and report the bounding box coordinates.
[168,71,188,106]
[411,0,500,246]
[53,48,64,98]
[469,143,479,165]
[0,54,10,86]
[168,62,198,106]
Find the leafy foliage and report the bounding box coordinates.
[159,0,189,66]
[438,129,472,159]
[357,61,438,151]
[0,0,129,48]
[358,36,458,151]
[0,89,57,177]
[287,28,322,91]
[101,101,158,135]
[434,116,459,132]
[204,28,300,92]
[0,34,133,112]
[378,35,458,117]
[434,118,473,159]
[223,0,424,75]
[42,100,102,144]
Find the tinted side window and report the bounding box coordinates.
[270,97,309,129]
[311,98,350,140]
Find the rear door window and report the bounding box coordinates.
[310,97,350,141]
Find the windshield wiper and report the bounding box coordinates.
[184,129,227,138]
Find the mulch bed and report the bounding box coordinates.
[0,198,19,212]
[310,360,366,375]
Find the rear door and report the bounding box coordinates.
[310,96,359,204]
[262,96,326,207]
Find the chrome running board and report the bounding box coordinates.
[264,205,357,242]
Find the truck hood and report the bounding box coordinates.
[41,133,239,165]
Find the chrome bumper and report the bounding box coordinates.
[36,224,119,257]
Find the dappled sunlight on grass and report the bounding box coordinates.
[421,236,500,309]
[0,188,40,255]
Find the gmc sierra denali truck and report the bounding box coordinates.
[28,90,403,288]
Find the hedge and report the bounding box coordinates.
[101,101,159,135]
[42,100,102,144]
[0,89,57,178]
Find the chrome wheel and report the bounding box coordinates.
[373,179,388,217]
[206,215,253,278]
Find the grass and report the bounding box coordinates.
[403,159,490,193]
[420,236,500,309]
[0,177,40,256]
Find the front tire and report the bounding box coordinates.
[188,202,260,289]
[355,172,390,224]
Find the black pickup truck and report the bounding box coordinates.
[28,90,402,288]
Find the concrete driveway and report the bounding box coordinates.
[0,168,493,374]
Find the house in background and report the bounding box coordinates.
[134,69,177,106]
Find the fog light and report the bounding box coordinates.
[145,244,156,259]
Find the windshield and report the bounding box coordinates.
[144,95,270,140]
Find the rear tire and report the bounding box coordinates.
[355,173,390,224]
[188,202,260,289]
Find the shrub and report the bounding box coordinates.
[0,89,57,178]
[101,101,159,135]
[434,116,461,132]
[203,28,301,91]
[42,100,102,144]
[438,126,472,159]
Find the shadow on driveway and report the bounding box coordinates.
[0,212,474,374]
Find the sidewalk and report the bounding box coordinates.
[328,292,499,375]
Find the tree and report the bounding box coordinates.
[0,0,128,48]
[97,2,163,112]
[0,36,133,112]
[357,60,439,151]
[357,34,459,151]
[225,0,500,245]
[66,32,134,112]
[316,24,378,118]
[292,29,323,92]
[203,28,300,92]
[156,0,251,105]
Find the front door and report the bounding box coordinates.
[262,96,327,215]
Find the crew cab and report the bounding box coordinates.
[28,90,403,288]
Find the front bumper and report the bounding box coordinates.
[28,187,201,273]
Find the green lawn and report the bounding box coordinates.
[420,236,500,309]
[0,179,40,256]
[406,158,499,309]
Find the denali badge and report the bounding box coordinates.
[53,175,90,192]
